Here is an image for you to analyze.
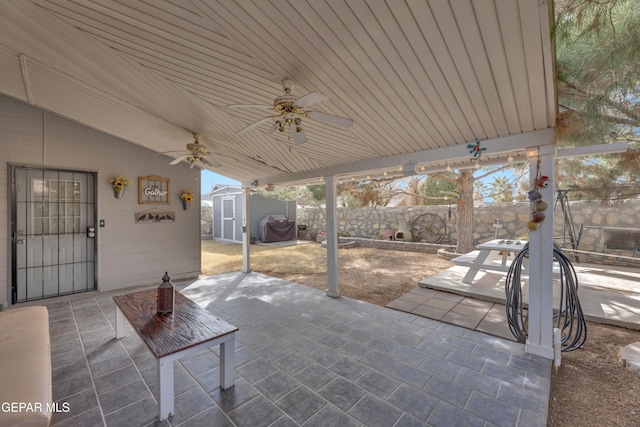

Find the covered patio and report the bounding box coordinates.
[42,272,550,427]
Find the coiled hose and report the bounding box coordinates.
[505,243,587,352]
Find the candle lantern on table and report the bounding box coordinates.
[157,272,175,314]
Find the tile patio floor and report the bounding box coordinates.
[39,272,550,427]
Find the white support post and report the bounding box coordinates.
[526,144,555,359]
[324,175,340,298]
[241,186,251,273]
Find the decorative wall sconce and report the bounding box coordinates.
[109,175,132,199]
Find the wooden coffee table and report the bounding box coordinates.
[113,289,238,421]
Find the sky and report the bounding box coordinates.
[201,170,240,194]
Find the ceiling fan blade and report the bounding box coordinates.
[201,157,221,168]
[169,154,190,165]
[237,116,273,134]
[269,121,279,134]
[291,125,307,145]
[190,162,196,169]
[226,104,273,110]
[294,92,329,108]
[306,111,353,128]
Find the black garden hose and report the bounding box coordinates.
[505,243,587,352]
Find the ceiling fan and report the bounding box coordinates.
[227,78,353,145]
[168,133,221,169]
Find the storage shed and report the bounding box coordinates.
[210,185,296,243]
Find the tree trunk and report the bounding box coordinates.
[456,169,475,253]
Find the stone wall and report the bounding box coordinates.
[296,199,640,254]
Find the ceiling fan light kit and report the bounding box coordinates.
[228,78,353,144]
[167,133,221,169]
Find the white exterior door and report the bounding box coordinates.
[12,167,96,303]
[221,197,235,241]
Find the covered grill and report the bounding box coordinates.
[259,214,296,243]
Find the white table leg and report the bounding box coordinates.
[219,333,236,389]
[115,306,127,339]
[462,250,491,284]
[157,357,174,421]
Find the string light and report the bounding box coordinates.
[446,164,451,171]
[507,154,514,163]
[475,161,480,169]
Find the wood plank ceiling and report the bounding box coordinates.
[0,0,556,185]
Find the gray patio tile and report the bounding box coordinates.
[440,311,483,330]
[462,328,500,345]
[293,363,337,391]
[496,381,548,413]
[268,415,298,427]
[233,346,259,367]
[471,342,511,364]
[306,346,343,367]
[388,299,420,312]
[441,335,477,352]
[465,391,520,427]
[236,357,278,383]
[427,401,485,427]
[317,377,367,411]
[420,355,463,380]
[423,297,457,311]
[518,408,548,427]
[52,371,94,401]
[390,363,432,389]
[103,396,157,427]
[336,341,370,360]
[389,331,423,347]
[424,375,472,408]
[193,366,221,393]
[93,364,140,395]
[180,350,220,377]
[395,413,429,427]
[328,357,369,382]
[120,334,150,357]
[52,360,90,383]
[360,349,399,374]
[367,336,399,354]
[348,394,403,427]
[50,408,104,427]
[254,341,291,361]
[391,345,428,366]
[288,336,322,354]
[51,348,86,370]
[355,370,401,399]
[138,365,157,387]
[84,337,128,364]
[296,324,328,339]
[174,406,234,427]
[254,371,301,402]
[342,328,375,344]
[482,359,527,386]
[455,367,502,397]
[89,352,134,378]
[49,318,79,337]
[50,389,98,425]
[210,378,260,412]
[523,371,551,393]
[167,387,215,426]
[51,332,82,356]
[326,320,352,334]
[387,384,438,421]
[316,332,350,349]
[275,385,327,424]
[227,395,284,427]
[273,351,313,374]
[304,405,361,427]
[98,378,150,415]
[412,316,442,329]
[508,353,551,377]
[79,326,114,344]
[445,348,486,371]
[415,340,452,359]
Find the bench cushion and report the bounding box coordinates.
[0,306,52,427]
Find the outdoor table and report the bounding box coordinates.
[452,239,528,284]
[113,289,238,421]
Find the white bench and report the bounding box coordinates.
[0,306,52,427]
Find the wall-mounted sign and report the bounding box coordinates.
[135,209,175,223]
[138,175,170,204]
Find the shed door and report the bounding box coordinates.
[11,167,97,303]
[221,197,235,241]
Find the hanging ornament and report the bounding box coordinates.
[468,141,487,160]
[526,155,547,232]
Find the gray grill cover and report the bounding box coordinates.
[259,215,296,242]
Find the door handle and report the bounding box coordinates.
[87,226,96,238]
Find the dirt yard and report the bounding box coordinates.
[202,240,640,426]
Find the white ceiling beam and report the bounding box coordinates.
[260,128,555,185]
[556,142,628,159]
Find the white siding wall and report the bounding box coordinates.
[1,95,201,307]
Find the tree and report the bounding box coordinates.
[419,176,458,205]
[554,0,640,199]
[487,176,515,203]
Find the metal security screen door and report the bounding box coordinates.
[11,167,97,303]
[221,197,235,241]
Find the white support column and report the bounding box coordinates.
[325,175,340,298]
[241,186,251,273]
[526,144,555,359]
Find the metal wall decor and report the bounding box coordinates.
[135,209,175,223]
[138,175,170,204]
